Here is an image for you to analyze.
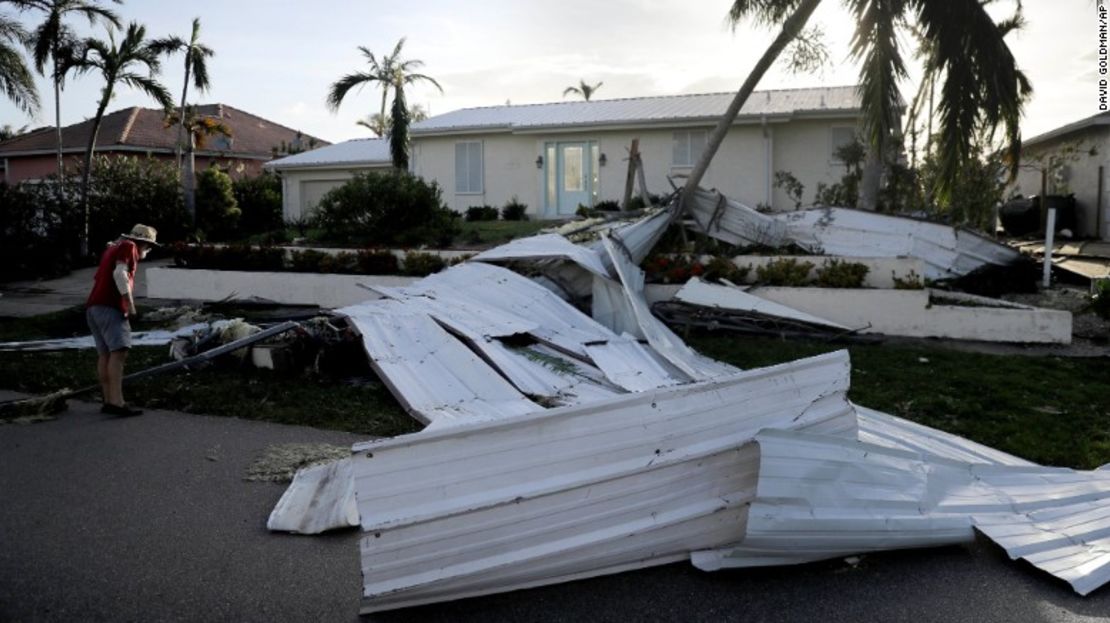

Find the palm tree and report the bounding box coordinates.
[684,0,1030,211]
[0,122,28,139]
[356,104,428,137]
[0,12,39,114]
[73,21,173,255]
[163,105,231,220]
[149,17,213,173]
[3,0,121,178]
[563,79,602,101]
[328,38,442,170]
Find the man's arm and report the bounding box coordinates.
[111,262,138,318]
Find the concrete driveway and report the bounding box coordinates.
[2,396,1108,623]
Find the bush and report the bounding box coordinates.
[501,198,528,221]
[357,250,400,275]
[594,199,621,212]
[195,166,241,240]
[233,172,283,236]
[313,171,459,247]
[83,155,191,252]
[702,256,750,284]
[172,243,285,271]
[289,249,328,272]
[0,182,74,281]
[642,254,704,284]
[1092,279,1110,319]
[815,260,869,288]
[892,269,924,290]
[401,251,447,276]
[465,205,498,222]
[755,258,814,286]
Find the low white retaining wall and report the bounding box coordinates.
[726,256,925,289]
[751,287,1072,344]
[146,267,416,309]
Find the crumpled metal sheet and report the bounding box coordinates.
[685,189,788,248]
[473,233,612,278]
[267,458,359,535]
[690,427,1110,596]
[351,350,856,613]
[673,277,849,330]
[0,322,209,352]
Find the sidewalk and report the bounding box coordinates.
[0,259,171,317]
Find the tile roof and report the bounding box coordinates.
[264,137,392,170]
[412,85,861,135]
[0,104,329,158]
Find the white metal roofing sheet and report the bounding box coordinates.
[472,233,612,279]
[266,458,359,535]
[411,86,860,135]
[263,137,391,169]
[674,277,848,330]
[350,350,855,612]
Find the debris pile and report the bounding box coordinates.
[265,190,1106,612]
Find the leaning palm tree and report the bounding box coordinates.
[328,38,442,170]
[164,105,231,220]
[0,12,39,114]
[149,17,213,173]
[3,0,121,177]
[683,0,1030,212]
[73,21,174,255]
[563,79,602,101]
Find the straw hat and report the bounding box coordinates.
[121,224,160,246]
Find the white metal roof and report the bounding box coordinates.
[411,86,861,135]
[263,137,391,170]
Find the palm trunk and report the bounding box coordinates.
[681,0,823,208]
[79,88,113,257]
[175,58,191,170]
[184,133,196,222]
[53,54,63,178]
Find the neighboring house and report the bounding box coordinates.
[411,85,864,219]
[1012,112,1110,240]
[264,138,392,221]
[0,103,328,184]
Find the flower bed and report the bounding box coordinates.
[171,243,472,278]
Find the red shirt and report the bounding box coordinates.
[86,239,140,313]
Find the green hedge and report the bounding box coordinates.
[312,171,459,247]
[172,244,465,278]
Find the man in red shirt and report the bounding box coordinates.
[86,224,159,416]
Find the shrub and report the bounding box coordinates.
[233,172,283,236]
[501,197,528,221]
[702,256,750,284]
[755,258,814,286]
[289,249,328,272]
[195,166,241,240]
[319,251,359,274]
[815,260,869,288]
[594,199,621,212]
[465,205,498,222]
[0,181,74,281]
[357,250,400,275]
[642,254,705,284]
[83,155,191,251]
[313,171,459,247]
[401,251,447,276]
[892,269,924,290]
[1092,279,1110,319]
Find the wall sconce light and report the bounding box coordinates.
[535,155,544,169]
[599,153,607,167]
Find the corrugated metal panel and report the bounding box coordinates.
[854,406,1035,467]
[264,138,390,169]
[0,322,208,351]
[411,86,859,135]
[351,350,856,613]
[674,278,848,330]
[602,236,739,380]
[690,428,1110,596]
[473,234,612,279]
[345,304,541,427]
[267,458,359,535]
[685,189,788,248]
[584,339,687,391]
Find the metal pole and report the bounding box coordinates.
[1043,208,1057,288]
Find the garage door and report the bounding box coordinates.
[300,180,344,215]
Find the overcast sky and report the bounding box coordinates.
[0,0,1097,145]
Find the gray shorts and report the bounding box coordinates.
[86,305,131,354]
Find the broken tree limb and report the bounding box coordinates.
[622,139,640,210]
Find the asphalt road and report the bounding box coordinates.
[1,396,1108,623]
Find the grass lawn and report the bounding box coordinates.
[457,220,552,247]
[2,308,1107,469]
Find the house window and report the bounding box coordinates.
[830,127,857,163]
[672,130,707,167]
[455,141,483,194]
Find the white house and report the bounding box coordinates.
[265,138,392,221]
[1012,111,1110,240]
[271,86,866,221]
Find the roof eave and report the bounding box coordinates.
[264,160,393,171]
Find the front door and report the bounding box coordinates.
[554,142,591,215]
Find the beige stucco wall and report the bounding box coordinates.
[410,117,859,219]
[1011,126,1110,240]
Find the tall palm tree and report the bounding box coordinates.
[73,21,173,255]
[0,12,38,114]
[3,0,121,178]
[163,105,231,220]
[149,17,213,172]
[563,79,602,101]
[684,0,1030,211]
[328,38,441,170]
[356,104,428,137]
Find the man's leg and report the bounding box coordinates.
[106,348,129,407]
[97,354,110,404]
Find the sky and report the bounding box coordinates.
[0,0,1099,145]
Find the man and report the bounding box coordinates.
[85,224,159,417]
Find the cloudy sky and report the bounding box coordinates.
[0,0,1097,144]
